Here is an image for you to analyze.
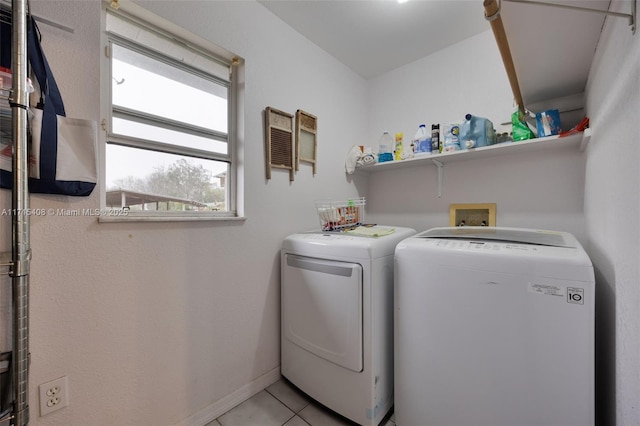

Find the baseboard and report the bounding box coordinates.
[177,367,281,426]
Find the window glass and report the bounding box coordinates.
[111,118,228,155]
[111,44,228,133]
[106,144,228,212]
[105,9,238,216]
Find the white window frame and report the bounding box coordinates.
[99,0,244,222]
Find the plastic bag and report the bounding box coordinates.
[511,109,535,141]
[559,116,589,138]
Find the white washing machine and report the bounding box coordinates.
[394,227,595,426]
[281,226,416,426]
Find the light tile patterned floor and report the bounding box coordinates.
[206,378,395,426]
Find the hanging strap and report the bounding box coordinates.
[26,14,65,116]
[25,14,63,188]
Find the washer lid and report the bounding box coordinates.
[418,227,577,248]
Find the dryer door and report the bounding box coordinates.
[283,254,363,372]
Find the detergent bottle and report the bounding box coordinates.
[413,124,431,154]
[459,114,496,149]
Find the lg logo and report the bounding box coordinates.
[567,287,585,305]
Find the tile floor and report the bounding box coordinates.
[206,378,395,426]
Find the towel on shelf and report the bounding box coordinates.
[346,145,377,174]
[357,151,376,166]
[345,145,363,174]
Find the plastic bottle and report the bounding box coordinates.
[377,131,394,163]
[431,124,440,153]
[413,124,431,155]
[459,114,496,149]
[394,132,403,161]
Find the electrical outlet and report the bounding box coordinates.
[39,376,68,416]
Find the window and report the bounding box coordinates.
[103,7,242,219]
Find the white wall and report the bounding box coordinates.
[2,1,635,425]
[0,1,366,425]
[584,1,640,424]
[362,30,587,241]
[367,30,515,142]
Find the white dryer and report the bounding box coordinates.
[394,227,595,426]
[281,226,416,426]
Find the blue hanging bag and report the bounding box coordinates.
[0,15,97,196]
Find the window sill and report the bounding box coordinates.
[98,213,246,223]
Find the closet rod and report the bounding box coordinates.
[504,0,636,34]
[0,0,74,34]
[483,0,525,113]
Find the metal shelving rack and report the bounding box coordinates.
[1,0,31,425]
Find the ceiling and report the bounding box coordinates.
[258,0,490,79]
[258,0,615,110]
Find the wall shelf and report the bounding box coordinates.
[357,130,587,174]
[355,130,589,196]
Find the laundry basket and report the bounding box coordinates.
[316,197,365,231]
